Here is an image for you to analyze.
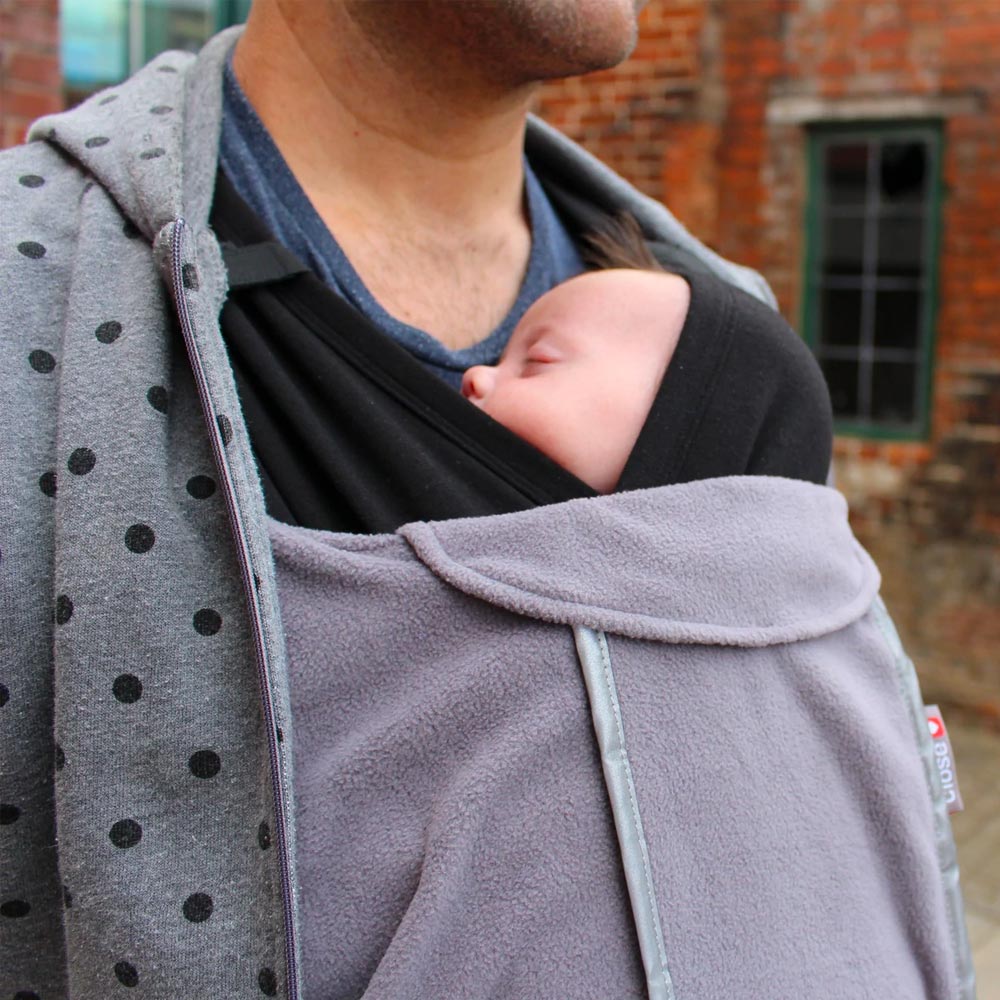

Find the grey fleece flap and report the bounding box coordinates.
[401,476,880,645]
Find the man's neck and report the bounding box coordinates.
[232,3,539,348]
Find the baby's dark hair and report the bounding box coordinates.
[580,211,666,273]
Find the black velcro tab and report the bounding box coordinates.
[221,241,311,290]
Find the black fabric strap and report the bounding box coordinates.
[221,241,310,289]
[210,165,832,534]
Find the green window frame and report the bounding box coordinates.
[802,122,944,439]
[62,0,252,100]
[126,0,252,73]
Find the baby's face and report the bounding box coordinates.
[462,268,689,493]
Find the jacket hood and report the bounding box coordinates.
[27,28,240,242]
[401,477,880,646]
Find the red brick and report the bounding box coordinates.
[7,50,61,90]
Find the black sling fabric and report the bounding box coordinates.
[211,169,831,534]
[211,170,596,533]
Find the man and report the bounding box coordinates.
[0,3,971,999]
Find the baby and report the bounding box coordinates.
[462,214,833,494]
[461,218,690,494]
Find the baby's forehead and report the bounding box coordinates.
[514,269,683,339]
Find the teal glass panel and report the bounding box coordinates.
[61,0,128,89]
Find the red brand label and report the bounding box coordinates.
[923,705,964,815]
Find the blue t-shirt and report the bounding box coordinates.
[218,61,585,387]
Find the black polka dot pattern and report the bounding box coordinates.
[54,594,73,625]
[189,750,221,779]
[28,349,55,373]
[186,475,216,499]
[67,447,96,475]
[95,320,122,343]
[19,174,45,188]
[0,804,21,824]
[84,136,110,148]
[1,899,30,918]
[55,744,65,770]
[125,523,155,553]
[147,385,168,413]
[193,608,222,636]
[109,818,142,849]
[27,340,59,371]
[113,674,143,703]
[114,960,139,987]
[182,263,200,290]
[217,415,233,446]
[139,147,166,161]
[258,967,278,996]
[257,821,271,850]
[182,892,213,923]
[123,220,141,239]
[39,470,57,497]
[17,241,46,259]
[0,683,8,707]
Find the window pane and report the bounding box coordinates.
[874,289,922,350]
[144,0,214,57]
[821,359,861,419]
[821,216,866,277]
[824,143,869,207]
[877,215,925,278]
[61,2,128,90]
[880,142,928,205]
[871,362,917,424]
[819,286,863,347]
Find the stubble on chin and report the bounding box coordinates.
[341,0,642,90]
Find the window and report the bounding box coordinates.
[62,0,252,104]
[803,124,943,437]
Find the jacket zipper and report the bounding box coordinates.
[168,218,299,999]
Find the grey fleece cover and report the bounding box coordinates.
[274,478,970,1000]
[0,21,974,1000]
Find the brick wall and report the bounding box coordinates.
[0,0,62,148]
[539,0,1000,717]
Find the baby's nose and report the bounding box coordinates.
[461,365,495,406]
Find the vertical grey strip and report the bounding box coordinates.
[871,599,977,1000]
[574,626,676,1000]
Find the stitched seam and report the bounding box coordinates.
[409,526,878,643]
[871,601,967,997]
[597,631,672,989]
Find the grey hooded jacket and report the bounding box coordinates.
[0,25,974,1000]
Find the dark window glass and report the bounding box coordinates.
[808,128,937,433]
[821,217,866,277]
[876,215,925,279]
[821,359,861,418]
[871,362,917,424]
[819,287,863,347]
[874,289,922,351]
[880,142,927,205]
[825,143,869,207]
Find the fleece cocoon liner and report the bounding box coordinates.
[272,477,967,1000]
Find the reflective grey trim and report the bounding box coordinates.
[574,626,676,1000]
[872,599,977,1000]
